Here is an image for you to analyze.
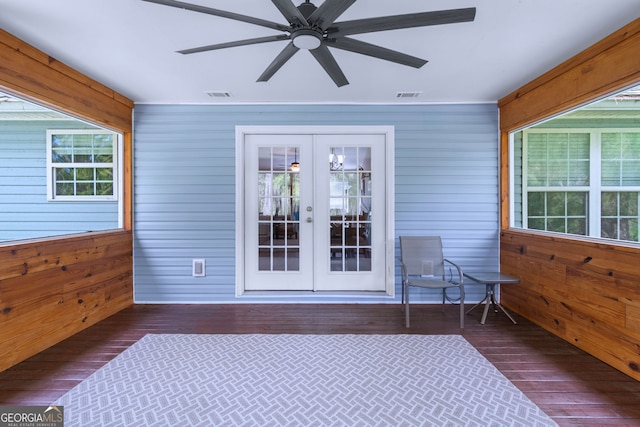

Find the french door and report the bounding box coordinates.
[240,128,392,293]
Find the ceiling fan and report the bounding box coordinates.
[142,0,476,87]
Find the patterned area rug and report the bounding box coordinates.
[54,334,557,426]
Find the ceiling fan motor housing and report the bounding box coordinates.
[297,2,318,20]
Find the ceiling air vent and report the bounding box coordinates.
[396,91,422,98]
[206,91,232,98]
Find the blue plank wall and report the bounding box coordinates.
[0,120,119,242]
[133,103,499,304]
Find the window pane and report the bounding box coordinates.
[569,160,589,186]
[52,150,72,163]
[628,219,638,241]
[1,91,122,242]
[620,192,638,216]
[547,218,566,233]
[56,182,74,196]
[96,168,113,180]
[569,135,590,158]
[526,134,547,186]
[527,192,545,216]
[527,133,590,187]
[603,133,640,186]
[74,153,92,163]
[622,160,640,185]
[52,135,73,163]
[548,160,568,186]
[51,134,71,149]
[95,152,113,163]
[527,161,547,186]
[601,192,618,216]
[96,182,113,196]
[567,192,587,216]
[272,147,286,171]
[622,134,640,157]
[601,218,618,239]
[568,134,589,185]
[72,135,92,163]
[601,160,621,186]
[516,89,640,244]
[94,134,114,149]
[528,217,545,230]
[76,182,94,196]
[602,133,620,158]
[55,168,73,181]
[567,218,587,235]
[547,192,565,216]
[619,218,638,242]
[76,168,94,180]
[548,134,568,159]
[287,248,299,271]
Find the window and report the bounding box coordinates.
[1,92,122,242]
[46,129,119,201]
[515,129,640,242]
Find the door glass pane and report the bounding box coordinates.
[329,146,372,272]
[257,146,300,271]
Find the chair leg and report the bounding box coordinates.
[405,285,410,328]
[459,299,465,329]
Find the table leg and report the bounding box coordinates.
[489,283,517,325]
[481,293,491,324]
[479,283,496,325]
[466,282,518,325]
[495,301,517,324]
[465,296,488,315]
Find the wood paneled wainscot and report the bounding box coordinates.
[0,231,133,372]
[500,230,640,381]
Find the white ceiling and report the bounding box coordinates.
[0,0,638,104]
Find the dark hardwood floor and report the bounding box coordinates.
[1,304,640,426]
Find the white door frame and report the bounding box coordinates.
[235,125,395,297]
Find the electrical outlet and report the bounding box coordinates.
[192,259,205,277]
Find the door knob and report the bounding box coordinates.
[306,206,313,212]
[306,217,313,223]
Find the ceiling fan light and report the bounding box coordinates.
[292,31,322,50]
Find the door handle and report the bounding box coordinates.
[306,217,313,223]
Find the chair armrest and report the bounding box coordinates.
[399,261,408,282]
[443,258,464,286]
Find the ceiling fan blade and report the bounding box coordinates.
[310,44,349,87]
[308,0,356,30]
[328,37,427,68]
[271,0,308,26]
[142,0,290,32]
[329,7,476,37]
[257,43,300,82]
[178,35,290,55]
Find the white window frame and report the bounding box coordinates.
[518,128,640,240]
[46,129,120,202]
